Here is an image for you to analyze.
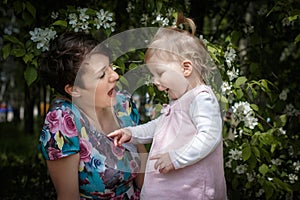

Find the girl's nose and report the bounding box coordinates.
[153,81,160,87]
[152,77,160,86]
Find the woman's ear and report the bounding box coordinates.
[181,60,193,77]
[64,84,81,97]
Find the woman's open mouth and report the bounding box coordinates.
[108,88,116,97]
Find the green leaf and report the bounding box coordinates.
[248,154,257,170]
[260,79,270,92]
[235,88,244,99]
[258,164,269,176]
[129,63,137,70]
[233,76,247,88]
[250,104,259,111]
[156,1,163,13]
[264,181,274,200]
[273,177,293,192]
[24,66,38,86]
[294,33,300,44]
[252,146,260,158]
[278,114,287,127]
[52,20,68,27]
[242,144,251,161]
[11,48,26,57]
[118,76,129,89]
[3,35,24,47]
[288,15,299,22]
[2,44,11,59]
[25,1,36,17]
[23,53,34,64]
[22,9,34,25]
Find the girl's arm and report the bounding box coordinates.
[46,153,80,200]
[127,117,159,144]
[109,117,160,146]
[169,91,223,169]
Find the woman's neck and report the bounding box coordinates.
[96,107,120,134]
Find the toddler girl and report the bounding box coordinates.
[108,15,227,200]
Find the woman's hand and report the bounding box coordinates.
[150,153,175,174]
[107,128,132,147]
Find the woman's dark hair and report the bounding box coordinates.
[39,31,108,98]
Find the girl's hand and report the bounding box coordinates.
[150,153,175,174]
[107,128,132,147]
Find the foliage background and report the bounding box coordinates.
[0,0,299,199]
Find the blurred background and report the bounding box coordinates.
[0,0,299,199]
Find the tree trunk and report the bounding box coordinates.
[24,83,35,134]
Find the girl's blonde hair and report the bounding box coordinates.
[145,14,212,83]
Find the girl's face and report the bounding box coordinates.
[146,57,189,100]
[78,54,119,109]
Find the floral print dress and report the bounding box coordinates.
[39,92,141,199]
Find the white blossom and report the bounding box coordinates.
[152,14,170,27]
[224,46,237,68]
[68,13,78,26]
[141,14,150,26]
[271,158,282,166]
[51,11,59,19]
[29,28,57,51]
[227,68,239,81]
[288,174,298,184]
[279,88,289,100]
[244,115,258,129]
[4,25,19,35]
[78,8,89,22]
[94,9,116,32]
[284,103,300,117]
[225,160,232,168]
[232,101,258,129]
[278,127,286,135]
[126,2,135,13]
[280,44,295,62]
[236,164,248,174]
[221,81,232,95]
[282,17,294,27]
[67,8,91,33]
[246,172,255,182]
[293,161,300,171]
[255,189,264,197]
[228,148,242,160]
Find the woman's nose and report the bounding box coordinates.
[109,68,119,82]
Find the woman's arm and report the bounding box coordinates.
[134,144,148,189]
[46,153,81,200]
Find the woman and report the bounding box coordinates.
[38,31,147,199]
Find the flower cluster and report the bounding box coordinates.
[232,101,258,130]
[29,28,57,52]
[30,7,116,51]
[68,7,116,33]
[139,9,176,27]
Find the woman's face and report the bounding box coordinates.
[146,56,189,100]
[78,54,119,109]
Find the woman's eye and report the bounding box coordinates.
[99,73,105,79]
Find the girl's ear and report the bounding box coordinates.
[64,84,81,97]
[181,60,193,77]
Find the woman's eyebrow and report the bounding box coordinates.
[96,64,108,74]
